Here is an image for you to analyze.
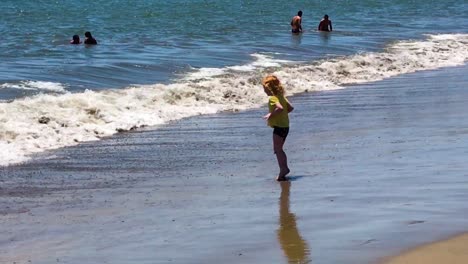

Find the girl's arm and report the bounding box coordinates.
[263,102,284,120]
[286,100,294,113]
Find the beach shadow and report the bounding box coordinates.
[277,181,311,263]
[286,175,305,181]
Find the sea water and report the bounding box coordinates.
[0,0,467,165]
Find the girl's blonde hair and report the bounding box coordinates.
[262,75,284,96]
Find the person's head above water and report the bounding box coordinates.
[298,11,303,17]
[70,35,80,44]
[84,31,98,45]
[324,14,329,20]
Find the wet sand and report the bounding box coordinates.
[2,64,468,264]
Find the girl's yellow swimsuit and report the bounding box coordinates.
[268,95,290,128]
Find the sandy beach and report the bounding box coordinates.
[2,64,468,264]
[382,233,468,264]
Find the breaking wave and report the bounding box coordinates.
[1,34,467,166]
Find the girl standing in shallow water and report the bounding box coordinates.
[262,75,294,181]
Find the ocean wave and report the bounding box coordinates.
[1,33,467,166]
[0,81,67,93]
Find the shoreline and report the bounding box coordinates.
[2,33,467,167]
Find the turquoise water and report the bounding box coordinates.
[1,0,467,98]
[0,0,467,165]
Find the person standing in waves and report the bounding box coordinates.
[318,14,333,32]
[291,11,303,34]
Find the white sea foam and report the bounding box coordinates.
[0,81,67,93]
[184,53,293,80]
[184,67,227,80]
[1,34,467,166]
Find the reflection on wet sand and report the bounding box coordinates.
[277,181,311,263]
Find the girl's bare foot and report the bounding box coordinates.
[276,175,288,181]
[276,168,291,181]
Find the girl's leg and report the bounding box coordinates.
[273,134,290,180]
